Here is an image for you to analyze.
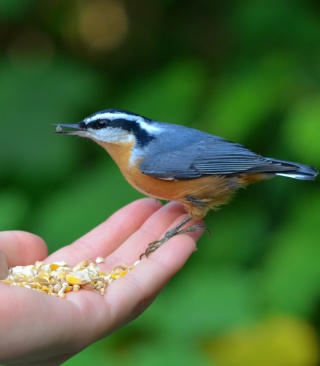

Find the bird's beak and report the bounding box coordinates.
[53,123,87,135]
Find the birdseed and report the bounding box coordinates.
[1,257,138,298]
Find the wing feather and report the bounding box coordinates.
[139,128,297,179]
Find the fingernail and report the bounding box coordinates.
[0,252,9,279]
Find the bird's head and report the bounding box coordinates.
[54,109,161,147]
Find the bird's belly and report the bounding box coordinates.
[123,166,239,218]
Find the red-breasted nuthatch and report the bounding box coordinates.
[55,109,318,257]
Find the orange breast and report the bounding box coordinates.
[96,140,270,219]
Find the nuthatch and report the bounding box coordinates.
[55,109,318,257]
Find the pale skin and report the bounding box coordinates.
[0,198,204,366]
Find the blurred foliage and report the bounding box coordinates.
[0,0,320,365]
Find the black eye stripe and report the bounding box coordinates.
[87,120,109,129]
[97,120,108,129]
[84,117,155,147]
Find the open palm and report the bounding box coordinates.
[0,198,203,366]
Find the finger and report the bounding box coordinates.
[102,201,205,269]
[46,198,162,265]
[101,232,197,333]
[0,231,48,267]
[0,251,8,279]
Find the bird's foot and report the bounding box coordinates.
[140,216,208,259]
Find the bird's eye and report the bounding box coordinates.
[96,120,108,129]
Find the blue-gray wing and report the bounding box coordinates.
[139,131,295,179]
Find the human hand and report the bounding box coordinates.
[0,251,8,279]
[0,198,204,366]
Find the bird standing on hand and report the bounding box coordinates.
[55,109,318,257]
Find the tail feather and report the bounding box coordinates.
[265,158,318,181]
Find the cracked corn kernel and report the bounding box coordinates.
[66,274,84,285]
[75,260,89,268]
[1,258,138,299]
[73,285,80,292]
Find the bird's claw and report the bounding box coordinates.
[139,238,169,259]
[139,223,208,259]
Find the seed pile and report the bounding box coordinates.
[1,258,136,298]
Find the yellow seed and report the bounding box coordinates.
[119,270,128,277]
[38,272,50,279]
[75,260,88,268]
[50,264,60,270]
[50,261,67,270]
[73,285,80,292]
[1,280,13,285]
[98,269,107,275]
[65,285,72,292]
[33,277,49,284]
[66,274,83,285]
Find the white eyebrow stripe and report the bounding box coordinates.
[84,112,137,122]
[84,112,162,133]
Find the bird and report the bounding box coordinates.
[54,109,318,257]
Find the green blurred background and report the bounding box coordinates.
[1,0,320,365]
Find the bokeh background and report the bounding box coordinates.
[1,0,320,365]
